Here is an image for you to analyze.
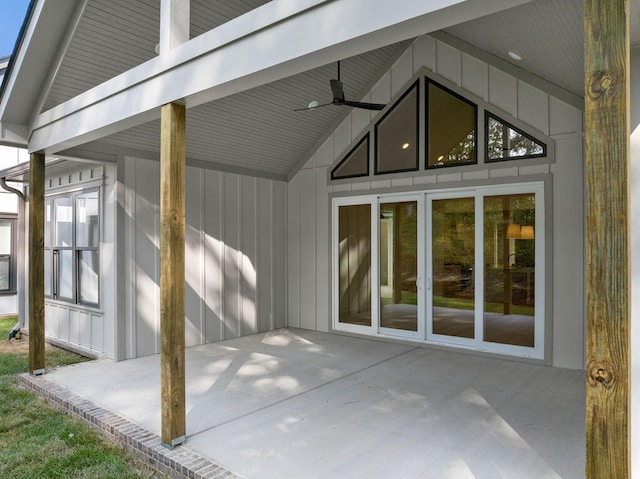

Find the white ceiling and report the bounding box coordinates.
[40,0,596,179]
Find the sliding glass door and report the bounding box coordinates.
[333,183,544,359]
[378,198,423,339]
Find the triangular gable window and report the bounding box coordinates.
[331,134,369,180]
[375,82,419,174]
[486,112,546,161]
[427,80,477,168]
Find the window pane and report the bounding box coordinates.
[332,135,369,179]
[45,200,52,247]
[338,204,371,326]
[79,250,99,305]
[484,194,535,347]
[54,197,73,247]
[486,114,545,161]
[375,84,418,174]
[0,256,9,291]
[58,249,73,300]
[0,219,11,255]
[76,191,99,247]
[380,201,418,331]
[44,250,52,297]
[432,198,475,338]
[427,81,476,168]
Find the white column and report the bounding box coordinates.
[159,0,190,53]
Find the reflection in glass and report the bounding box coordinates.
[432,198,475,338]
[79,250,99,305]
[58,249,73,300]
[484,194,535,347]
[45,200,52,247]
[427,81,476,168]
[54,196,73,247]
[338,204,372,326]
[44,250,52,297]
[0,257,9,291]
[376,84,418,174]
[76,191,100,247]
[0,220,11,255]
[332,135,369,180]
[486,113,545,161]
[380,201,417,331]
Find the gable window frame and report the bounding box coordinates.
[485,110,547,162]
[425,78,478,170]
[374,80,420,175]
[331,133,370,180]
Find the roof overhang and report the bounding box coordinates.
[2,0,534,155]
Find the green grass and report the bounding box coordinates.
[433,296,534,316]
[0,317,165,478]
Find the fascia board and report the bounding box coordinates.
[0,0,79,127]
[29,0,533,154]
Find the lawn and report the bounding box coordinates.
[0,317,166,478]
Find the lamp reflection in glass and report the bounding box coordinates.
[506,223,521,239]
[520,225,534,239]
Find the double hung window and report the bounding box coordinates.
[45,189,100,307]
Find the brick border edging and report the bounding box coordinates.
[16,374,243,479]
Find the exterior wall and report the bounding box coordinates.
[287,34,585,369]
[23,165,116,358]
[0,145,26,316]
[121,156,287,359]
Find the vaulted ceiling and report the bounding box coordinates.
[10,0,636,180]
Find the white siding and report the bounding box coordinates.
[287,34,585,369]
[122,157,287,358]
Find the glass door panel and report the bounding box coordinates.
[431,197,475,339]
[483,194,535,347]
[337,204,372,326]
[379,201,418,332]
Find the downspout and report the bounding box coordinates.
[1,177,25,338]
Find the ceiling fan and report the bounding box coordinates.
[296,61,386,112]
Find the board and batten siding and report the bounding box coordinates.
[287,34,585,369]
[23,165,117,358]
[123,157,286,359]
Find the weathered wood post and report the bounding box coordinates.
[584,1,630,477]
[160,101,186,447]
[28,152,45,376]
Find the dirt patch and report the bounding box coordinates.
[0,335,60,354]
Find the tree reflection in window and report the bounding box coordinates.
[427,80,477,168]
[486,112,546,161]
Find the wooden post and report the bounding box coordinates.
[28,152,45,376]
[160,102,186,447]
[584,1,630,477]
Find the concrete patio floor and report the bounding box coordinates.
[33,328,584,478]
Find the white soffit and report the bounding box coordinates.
[28,0,534,155]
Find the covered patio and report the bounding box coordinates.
[22,328,584,478]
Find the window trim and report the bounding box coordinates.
[485,110,547,162]
[0,215,17,294]
[331,133,370,180]
[374,80,420,175]
[44,187,100,307]
[331,181,546,361]
[425,78,478,170]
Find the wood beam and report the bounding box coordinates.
[160,102,186,447]
[28,152,45,376]
[584,1,630,477]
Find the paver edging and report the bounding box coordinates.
[16,373,243,479]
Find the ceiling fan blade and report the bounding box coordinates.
[330,79,345,102]
[294,100,334,111]
[343,100,386,111]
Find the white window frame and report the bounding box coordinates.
[332,181,546,360]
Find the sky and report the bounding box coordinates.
[0,0,31,57]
